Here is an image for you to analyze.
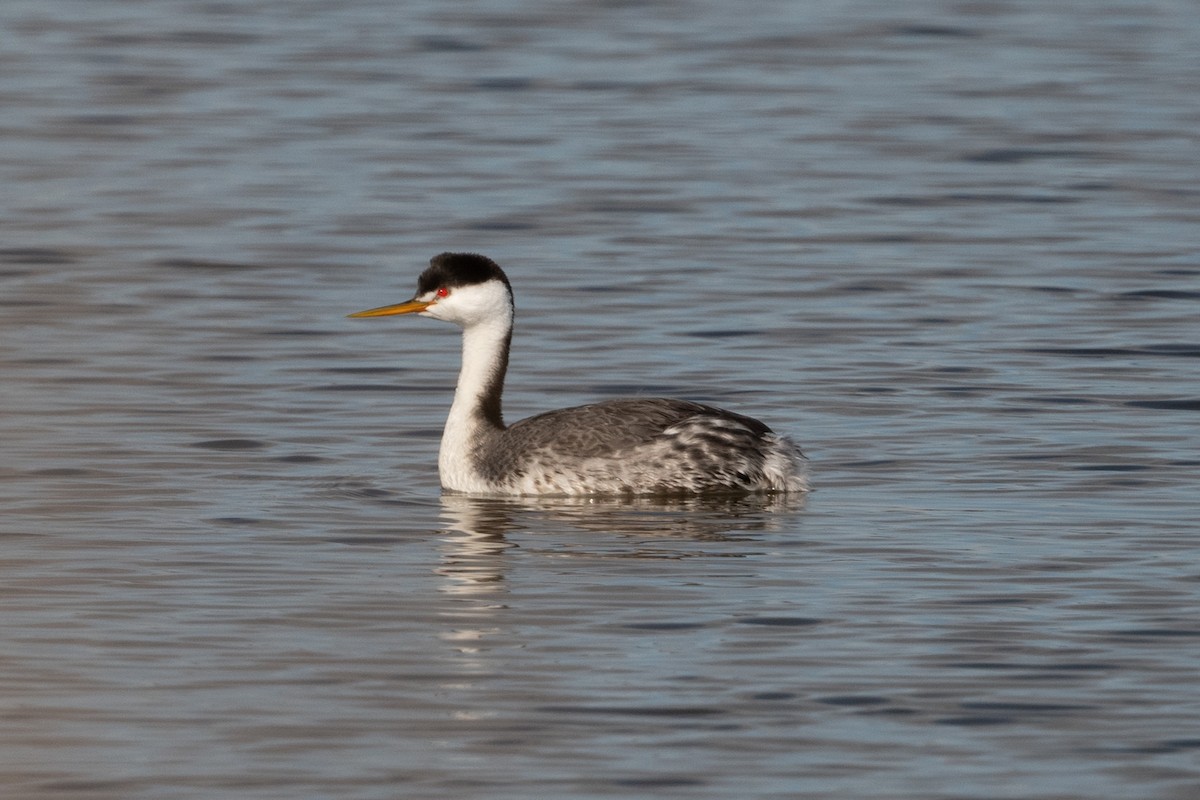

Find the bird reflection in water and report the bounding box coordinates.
[435,496,519,596]
[435,490,808,589]
[433,492,807,678]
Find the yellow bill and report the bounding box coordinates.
[347,299,432,318]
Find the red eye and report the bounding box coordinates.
[436,287,450,298]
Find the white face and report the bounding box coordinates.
[419,279,513,329]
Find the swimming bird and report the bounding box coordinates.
[349,253,807,496]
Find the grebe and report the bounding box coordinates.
[349,253,807,496]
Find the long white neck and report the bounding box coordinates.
[438,313,512,491]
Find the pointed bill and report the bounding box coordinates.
[347,299,432,318]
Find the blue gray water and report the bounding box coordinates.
[2,1,1199,798]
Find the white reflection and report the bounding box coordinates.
[433,491,807,679]
[434,490,808,591]
[435,494,519,597]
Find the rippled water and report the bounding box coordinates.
[3,1,1199,798]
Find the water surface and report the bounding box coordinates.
[2,1,1199,798]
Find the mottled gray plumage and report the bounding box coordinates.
[473,397,803,495]
[350,253,808,496]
